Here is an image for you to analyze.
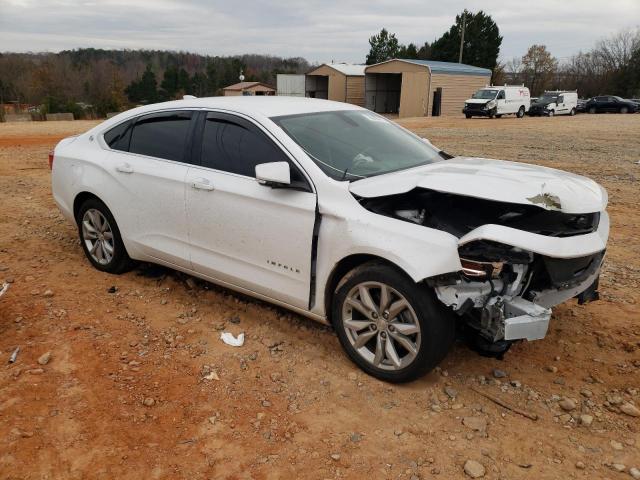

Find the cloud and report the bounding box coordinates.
[0,0,638,63]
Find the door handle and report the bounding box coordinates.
[191,178,214,191]
[116,163,134,174]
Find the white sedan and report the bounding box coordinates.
[51,97,608,382]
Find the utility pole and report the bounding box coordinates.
[458,11,466,63]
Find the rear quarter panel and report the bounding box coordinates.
[51,135,145,259]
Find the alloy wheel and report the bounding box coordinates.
[341,281,421,371]
[82,208,114,265]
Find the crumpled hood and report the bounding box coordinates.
[349,157,607,214]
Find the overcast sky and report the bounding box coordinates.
[1,0,639,64]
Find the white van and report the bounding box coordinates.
[528,91,578,116]
[463,85,531,119]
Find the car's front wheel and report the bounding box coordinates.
[620,106,629,114]
[332,262,455,383]
[77,197,133,274]
[517,106,525,118]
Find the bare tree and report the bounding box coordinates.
[521,45,558,95]
[594,29,640,71]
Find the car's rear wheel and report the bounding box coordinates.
[332,262,455,383]
[620,106,629,114]
[570,108,576,116]
[77,198,133,274]
[589,107,597,114]
[465,114,472,119]
[517,106,525,118]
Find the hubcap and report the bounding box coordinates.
[342,281,421,371]
[82,209,114,265]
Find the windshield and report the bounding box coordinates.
[471,89,498,100]
[271,110,444,180]
[536,94,558,104]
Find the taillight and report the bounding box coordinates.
[48,150,54,170]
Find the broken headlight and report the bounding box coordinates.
[460,258,503,279]
[459,241,534,265]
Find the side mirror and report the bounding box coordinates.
[255,161,291,187]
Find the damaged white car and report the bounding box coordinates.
[50,97,608,382]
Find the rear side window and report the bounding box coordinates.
[104,120,132,151]
[129,111,192,162]
[201,115,289,177]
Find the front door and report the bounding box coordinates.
[495,89,508,114]
[556,94,567,114]
[185,112,317,309]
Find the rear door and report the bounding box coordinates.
[185,111,317,309]
[103,110,196,268]
[599,97,610,112]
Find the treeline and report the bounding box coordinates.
[0,49,310,117]
[501,29,640,97]
[366,11,503,73]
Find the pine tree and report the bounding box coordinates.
[366,29,400,65]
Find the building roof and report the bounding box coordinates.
[327,63,366,76]
[223,81,275,91]
[368,59,492,76]
[308,63,366,76]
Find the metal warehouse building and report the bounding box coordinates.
[276,74,306,97]
[305,63,366,107]
[365,59,492,118]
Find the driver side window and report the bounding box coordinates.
[200,113,310,190]
[497,90,505,100]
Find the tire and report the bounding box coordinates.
[516,106,525,118]
[332,262,455,383]
[488,109,496,119]
[570,108,576,116]
[465,114,472,119]
[547,110,555,117]
[77,197,133,274]
[589,107,597,114]
[620,106,628,114]
[495,114,502,119]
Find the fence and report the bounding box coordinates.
[45,113,74,121]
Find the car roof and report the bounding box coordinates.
[122,96,363,119]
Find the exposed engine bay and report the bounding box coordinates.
[359,188,600,238]
[359,188,605,354]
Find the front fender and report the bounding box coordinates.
[312,210,461,317]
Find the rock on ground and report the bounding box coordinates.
[464,459,486,478]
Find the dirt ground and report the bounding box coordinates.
[0,114,639,480]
